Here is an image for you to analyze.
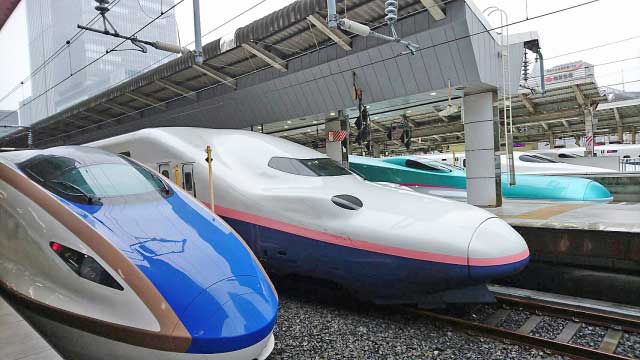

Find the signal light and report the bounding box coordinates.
[49,242,123,291]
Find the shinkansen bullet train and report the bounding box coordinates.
[421,151,611,175]
[0,146,277,360]
[533,144,640,160]
[349,155,613,202]
[91,127,530,307]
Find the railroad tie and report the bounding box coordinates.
[598,328,623,353]
[517,315,543,335]
[555,321,581,343]
[484,309,510,327]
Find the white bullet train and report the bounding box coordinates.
[90,127,530,307]
[0,146,277,360]
[421,151,611,175]
[533,144,640,160]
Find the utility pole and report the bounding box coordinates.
[193,0,203,65]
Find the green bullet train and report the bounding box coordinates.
[349,155,613,202]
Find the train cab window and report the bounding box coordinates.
[19,155,170,204]
[268,157,351,176]
[404,159,450,172]
[559,153,579,158]
[463,159,467,167]
[184,172,194,191]
[518,154,558,163]
[119,151,131,157]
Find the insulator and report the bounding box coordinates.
[384,0,398,24]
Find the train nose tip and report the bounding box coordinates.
[176,276,278,354]
[583,181,612,201]
[468,218,530,282]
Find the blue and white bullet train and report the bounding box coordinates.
[92,127,530,307]
[0,146,277,360]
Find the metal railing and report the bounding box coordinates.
[621,158,640,172]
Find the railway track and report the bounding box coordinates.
[413,286,640,359]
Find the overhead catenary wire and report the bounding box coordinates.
[15,0,605,146]
[0,0,185,125]
[0,0,122,106]
[546,34,640,60]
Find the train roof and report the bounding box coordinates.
[0,146,125,166]
[92,127,327,160]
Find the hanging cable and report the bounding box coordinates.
[1,0,601,141]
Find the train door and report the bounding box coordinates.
[157,162,171,180]
[181,163,196,197]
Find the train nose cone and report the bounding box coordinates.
[583,181,612,201]
[176,276,278,354]
[468,218,529,282]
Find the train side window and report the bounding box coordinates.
[405,159,448,172]
[161,170,170,178]
[623,155,631,159]
[184,172,193,192]
[463,159,466,167]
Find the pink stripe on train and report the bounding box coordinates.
[211,204,529,267]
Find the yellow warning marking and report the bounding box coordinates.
[507,204,590,220]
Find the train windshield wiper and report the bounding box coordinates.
[47,180,102,205]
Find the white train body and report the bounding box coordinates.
[0,147,277,360]
[421,151,611,175]
[90,127,529,307]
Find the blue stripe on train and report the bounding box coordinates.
[60,191,277,354]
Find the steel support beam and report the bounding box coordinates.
[126,92,167,110]
[573,85,586,107]
[80,111,110,122]
[103,102,138,115]
[193,64,237,89]
[613,107,623,141]
[241,42,287,72]
[519,93,536,114]
[155,79,198,100]
[419,0,446,20]
[584,107,595,157]
[306,14,352,51]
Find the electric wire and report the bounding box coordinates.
[546,34,640,60]
[17,0,606,146]
[0,0,122,106]
[0,0,184,125]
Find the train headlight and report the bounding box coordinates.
[50,242,124,291]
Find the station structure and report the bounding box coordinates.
[0,0,639,206]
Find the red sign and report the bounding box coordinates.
[327,130,348,142]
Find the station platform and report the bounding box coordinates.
[0,296,60,360]
[484,199,640,273]
[488,199,640,233]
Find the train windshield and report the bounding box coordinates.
[518,154,559,163]
[20,155,169,203]
[268,157,352,177]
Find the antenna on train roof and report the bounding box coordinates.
[326,0,419,55]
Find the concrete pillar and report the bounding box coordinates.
[325,111,350,167]
[632,128,637,144]
[617,128,624,143]
[584,107,595,157]
[463,92,502,207]
[548,132,554,149]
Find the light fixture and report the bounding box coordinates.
[329,112,336,116]
[287,120,292,124]
[312,120,317,124]
[284,125,289,128]
[406,110,412,114]
[430,92,437,96]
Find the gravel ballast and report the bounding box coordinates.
[498,308,531,331]
[615,333,640,359]
[530,317,569,340]
[569,324,608,349]
[269,292,569,360]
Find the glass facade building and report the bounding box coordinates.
[20,0,178,126]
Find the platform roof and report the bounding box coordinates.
[1,0,447,147]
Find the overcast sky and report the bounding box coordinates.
[1,0,638,115]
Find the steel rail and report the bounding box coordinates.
[414,309,631,360]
